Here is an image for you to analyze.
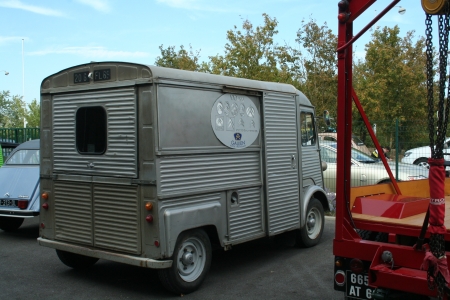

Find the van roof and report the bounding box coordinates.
[41,61,302,96]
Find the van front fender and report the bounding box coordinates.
[301,185,328,228]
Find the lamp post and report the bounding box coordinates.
[396,6,406,15]
[2,70,8,75]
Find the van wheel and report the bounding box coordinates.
[297,198,324,247]
[0,217,24,231]
[158,229,212,294]
[56,250,99,270]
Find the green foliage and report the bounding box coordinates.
[0,91,40,128]
[206,13,301,86]
[155,44,203,71]
[353,26,429,149]
[26,99,40,128]
[295,19,338,123]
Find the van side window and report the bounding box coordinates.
[76,106,107,154]
[300,112,316,146]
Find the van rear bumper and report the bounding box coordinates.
[37,237,173,269]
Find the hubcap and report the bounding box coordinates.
[176,236,206,282]
[181,250,194,266]
[307,216,316,229]
[417,161,429,169]
[306,207,322,239]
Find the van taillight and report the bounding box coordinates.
[17,200,28,209]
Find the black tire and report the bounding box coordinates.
[56,250,99,270]
[158,229,212,295]
[357,229,376,240]
[414,158,429,169]
[357,230,388,243]
[378,179,391,184]
[298,198,325,248]
[0,216,24,231]
[375,232,388,242]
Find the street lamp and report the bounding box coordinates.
[2,70,8,75]
[396,6,406,15]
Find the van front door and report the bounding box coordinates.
[298,108,323,188]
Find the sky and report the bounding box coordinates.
[0,0,432,105]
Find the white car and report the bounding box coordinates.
[401,137,450,170]
[321,142,428,193]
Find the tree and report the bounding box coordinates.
[26,99,40,127]
[154,44,203,71]
[3,94,27,128]
[206,13,301,85]
[0,91,40,128]
[295,19,338,129]
[353,26,429,148]
[0,91,11,126]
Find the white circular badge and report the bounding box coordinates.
[211,94,260,149]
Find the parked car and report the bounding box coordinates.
[318,132,371,155]
[320,142,428,193]
[0,140,20,166]
[0,139,40,231]
[401,137,450,171]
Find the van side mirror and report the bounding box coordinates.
[321,161,328,171]
[444,143,449,149]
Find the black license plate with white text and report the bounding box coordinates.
[346,271,375,299]
[0,199,17,207]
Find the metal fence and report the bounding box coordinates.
[1,128,40,162]
[319,118,443,194]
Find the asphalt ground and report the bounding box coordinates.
[0,216,343,300]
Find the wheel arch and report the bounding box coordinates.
[161,202,224,258]
[413,157,428,164]
[301,185,329,228]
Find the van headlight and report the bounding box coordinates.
[404,151,412,157]
[407,175,427,180]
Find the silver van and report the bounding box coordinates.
[38,62,328,294]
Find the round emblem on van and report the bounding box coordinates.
[211,94,260,149]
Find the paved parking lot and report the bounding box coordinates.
[0,217,342,299]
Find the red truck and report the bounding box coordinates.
[333,1,450,299]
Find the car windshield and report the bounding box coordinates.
[352,135,365,146]
[6,149,40,165]
[325,143,376,164]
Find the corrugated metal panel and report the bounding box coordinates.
[93,184,140,254]
[301,145,323,187]
[54,182,93,245]
[229,187,264,241]
[263,92,300,234]
[158,152,261,196]
[52,87,137,177]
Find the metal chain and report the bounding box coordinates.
[429,234,446,299]
[426,13,436,158]
[436,12,450,158]
[425,6,450,300]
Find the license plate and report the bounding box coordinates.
[0,199,17,207]
[346,271,375,299]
